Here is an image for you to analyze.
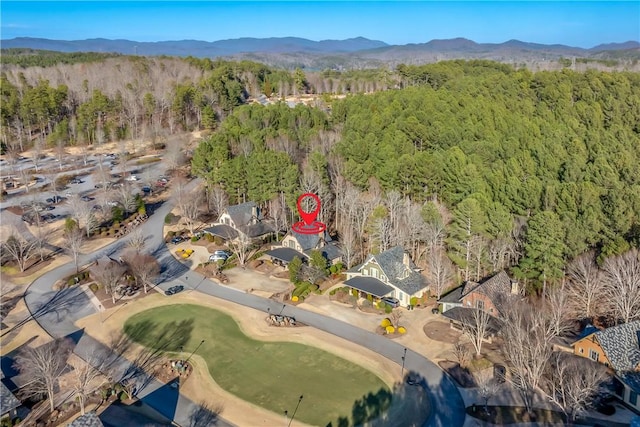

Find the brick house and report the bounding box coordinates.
[572,321,640,413]
[438,270,521,317]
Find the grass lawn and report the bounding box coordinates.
[124,304,391,426]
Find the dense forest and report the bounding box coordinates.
[191,62,640,292]
[2,52,639,293]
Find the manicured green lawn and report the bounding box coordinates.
[124,304,391,426]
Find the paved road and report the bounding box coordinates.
[20,178,466,427]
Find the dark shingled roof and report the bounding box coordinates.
[344,276,394,298]
[438,286,464,304]
[369,246,427,295]
[290,230,326,251]
[225,201,261,226]
[441,307,503,334]
[239,221,275,238]
[304,243,342,261]
[203,224,238,240]
[619,372,640,394]
[265,247,306,263]
[68,411,104,427]
[595,320,640,373]
[0,381,20,416]
[445,270,520,315]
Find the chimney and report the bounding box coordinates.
[403,252,410,268]
[251,205,258,224]
[511,281,520,295]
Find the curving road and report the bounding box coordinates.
[21,183,466,427]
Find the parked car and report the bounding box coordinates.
[46,195,64,204]
[209,250,230,262]
[165,285,184,296]
[141,186,152,194]
[70,178,84,184]
[81,195,94,202]
[171,236,184,244]
[382,297,400,308]
[125,175,140,182]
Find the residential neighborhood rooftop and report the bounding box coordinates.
[594,320,640,373]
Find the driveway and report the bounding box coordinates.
[21,177,465,427]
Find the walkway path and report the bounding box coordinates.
[21,179,466,427]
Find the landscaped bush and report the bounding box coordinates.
[384,303,393,314]
[191,236,199,242]
[309,284,319,292]
[292,296,299,302]
[410,297,419,307]
[367,294,373,302]
[385,325,395,334]
[89,283,99,292]
[351,289,358,297]
[205,233,215,242]
[329,288,338,296]
[398,326,407,334]
[164,213,175,224]
[381,318,392,327]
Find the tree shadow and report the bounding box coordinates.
[188,401,224,427]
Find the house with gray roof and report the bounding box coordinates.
[1,381,20,421]
[68,411,104,427]
[265,229,342,266]
[572,321,640,413]
[438,270,521,317]
[344,246,428,308]
[206,201,275,242]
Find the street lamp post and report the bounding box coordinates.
[287,395,303,427]
[401,347,407,378]
[185,339,205,364]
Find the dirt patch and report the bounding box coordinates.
[423,320,462,344]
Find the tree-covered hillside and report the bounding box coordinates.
[193,61,640,291]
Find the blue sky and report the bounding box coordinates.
[1,2,638,48]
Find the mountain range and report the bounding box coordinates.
[2,36,639,69]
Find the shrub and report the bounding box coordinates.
[410,297,419,307]
[398,326,407,334]
[384,304,393,314]
[309,284,319,292]
[381,318,392,327]
[292,296,299,302]
[367,294,373,302]
[385,325,395,334]
[214,236,223,245]
[329,289,337,296]
[164,213,175,224]
[351,289,358,297]
[89,283,99,292]
[205,233,214,242]
[191,236,198,242]
[68,278,75,286]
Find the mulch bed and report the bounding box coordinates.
[423,320,462,344]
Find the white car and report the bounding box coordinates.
[125,175,140,181]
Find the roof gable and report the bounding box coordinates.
[461,270,518,313]
[224,201,259,226]
[368,247,427,295]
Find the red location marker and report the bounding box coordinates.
[296,193,321,225]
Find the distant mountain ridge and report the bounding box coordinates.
[2,36,638,70]
[0,36,389,56]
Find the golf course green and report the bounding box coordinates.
[124,304,392,426]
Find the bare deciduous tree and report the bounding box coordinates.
[70,356,107,415]
[123,252,159,293]
[462,308,493,357]
[228,235,254,268]
[340,226,359,269]
[173,179,203,234]
[64,226,84,273]
[91,258,126,304]
[127,229,146,254]
[427,248,454,299]
[67,194,98,237]
[475,369,501,415]
[14,338,73,412]
[2,230,39,272]
[601,249,640,323]
[566,252,604,321]
[500,302,553,414]
[207,184,228,219]
[542,282,575,338]
[544,352,608,423]
[452,343,471,369]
